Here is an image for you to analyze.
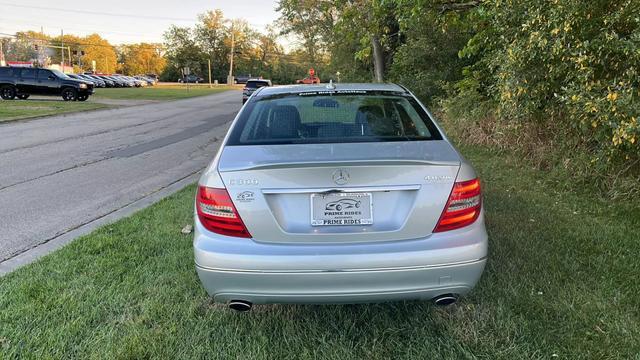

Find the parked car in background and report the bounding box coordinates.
[78,74,105,88]
[178,74,204,83]
[234,74,251,84]
[296,75,321,84]
[67,74,105,88]
[98,75,125,87]
[114,75,136,87]
[145,74,159,82]
[242,79,272,103]
[0,67,94,101]
[194,83,487,311]
[86,74,114,87]
[135,75,155,86]
[122,75,146,87]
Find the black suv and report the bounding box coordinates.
[0,67,94,101]
[242,79,272,103]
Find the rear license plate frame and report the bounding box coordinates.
[310,192,373,226]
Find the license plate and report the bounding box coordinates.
[311,192,373,226]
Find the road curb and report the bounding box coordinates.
[0,170,202,276]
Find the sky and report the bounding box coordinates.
[0,0,282,44]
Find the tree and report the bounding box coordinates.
[120,43,166,75]
[50,33,82,67]
[276,0,337,64]
[3,32,42,64]
[81,34,117,73]
[277,0,400,82]
[195,10,229,81]
[163,25,205,81]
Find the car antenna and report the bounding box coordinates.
[326,79,336,90]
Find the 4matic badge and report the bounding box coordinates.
[236,191,255,202]
[424,175,453,183]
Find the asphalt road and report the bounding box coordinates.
[0,90,241,263]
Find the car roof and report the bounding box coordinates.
[255,83,408,97]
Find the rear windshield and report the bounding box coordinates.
[226,92,442,145]
[246,81,270,89]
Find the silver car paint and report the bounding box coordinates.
[194,83,488,304]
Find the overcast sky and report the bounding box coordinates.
[0,0,282,44]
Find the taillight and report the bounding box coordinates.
[433,178,482,233]
[196,186,251,238]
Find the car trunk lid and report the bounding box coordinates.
[216,141,461,243]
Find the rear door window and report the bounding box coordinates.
[227,92,442,145]
[20,68,37,79]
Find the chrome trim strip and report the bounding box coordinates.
[195,257,487,274]
[262,184,421,194]
[223,159,460,172]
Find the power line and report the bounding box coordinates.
[0,32,163,50]
[0,2,195,22]
[0,2,272,28]
[0,18,163,41]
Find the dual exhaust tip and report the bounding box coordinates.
[227,294,459,312]
[228,300,253,312]
[432,294,459,306]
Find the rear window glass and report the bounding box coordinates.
[226,92,442,145]
[246,81,270,89]
[20,68,37,79]
[0,67,14,77]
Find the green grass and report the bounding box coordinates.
[0,145,639,359]
[93,85,236,100]
[0,100,108,122]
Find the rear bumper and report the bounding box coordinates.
[194,211,488,304]
[196,258,486,304]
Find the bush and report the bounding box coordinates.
[445,0,640,197]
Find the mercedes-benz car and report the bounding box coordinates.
[194,83,488,311]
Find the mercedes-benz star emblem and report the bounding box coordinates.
[332,169,350,185]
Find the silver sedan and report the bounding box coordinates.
[194,83,487,311]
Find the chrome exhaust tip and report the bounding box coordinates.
[228,300,252,312]
[433,294,458,306]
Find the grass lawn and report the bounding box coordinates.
[93,85,236,100]
[0,100,108,122]
[0,145,638,359]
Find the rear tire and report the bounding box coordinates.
[1,85,16,100]
[61,88,77,101]
[17,94,30,100]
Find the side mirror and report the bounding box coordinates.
[48,75,56,80]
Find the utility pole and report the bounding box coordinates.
[61,29,64,72]
[227,28,235,85]
[208,58,212,88]
[0,40,5,67]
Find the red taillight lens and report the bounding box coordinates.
[434,178,482,233]
[196,186,251,238]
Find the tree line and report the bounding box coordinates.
[0,31,165,76]
[277,0,639,197]
[162,9,319,84]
